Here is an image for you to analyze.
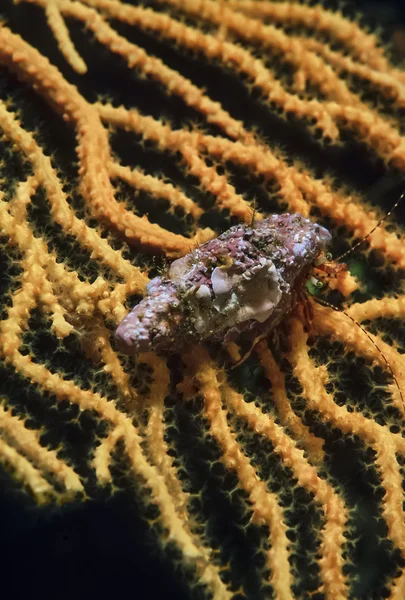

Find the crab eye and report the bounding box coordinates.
[326,252,333,260]
[309,276,323,288]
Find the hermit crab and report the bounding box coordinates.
[115,213,333,355]
[115,189,404,403]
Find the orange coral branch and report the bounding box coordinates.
[158,0,362,106]
[0,435,54,504]
[139,351,229,596]
[297,37,405,109]
[347,295,405,323]
[80,0,405,164]
[0,25,210,256]
[79,0,339,138]
[290,316,405,441]
[0,402,83,498]
[225,0,390,73]
[50,0,250,141]
[44,0,87,73]
[109,162,203,220]
[311,305,405,414]
[256,342,325,464]
[0,99,144,282]
[97,103,257,222]
[221,375,349,599]
[288,318,405,590]
[141,353,190,518]
[1,343,222,587]
[374,434,405,554]
[98,104,405,270]
[186,346,294,599]
[96,102,308,216]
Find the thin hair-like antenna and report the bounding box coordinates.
[250,199,258,227]
[335,189,405,262]
[312,295,404,410]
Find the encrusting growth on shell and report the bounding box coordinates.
[115,213,331,354]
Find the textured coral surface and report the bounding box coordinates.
[0,1,405,599]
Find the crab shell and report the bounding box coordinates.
[115,213,331,355]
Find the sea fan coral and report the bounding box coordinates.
[0,1,405,599]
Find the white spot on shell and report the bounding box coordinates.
[169,255,193,280]
[212,259,282,327]
[195,284,211,300]
[293,242,307,257]
[211,267,240,296]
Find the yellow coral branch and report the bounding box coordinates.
[288,318,405,587]
[48,0,250,141]
[311,305,405,414]
[289,316,405,446]
[297,37,405,109]
[96,102,306,217]
[85,323,136,404]
[0,25,211,256]
[79,0,339,138]
[141,353,189,517]
[221,375,349,599]
[2,348,226,590]
[374,434,405,553]
[97,103,256,222]
[225,1,389,73]
[347,295,405,323]
[186,346,293,600]
[256,342,325,464]
[0,436,54,504]
[0,403,83,497]
[158,0,362,107]
[109,161,203,220]
[92,428,120,484]
[98,104,405,271]
[0,99,145,282]
[0,236,229,596]
[8,174,39,221]
[44,0,87,73]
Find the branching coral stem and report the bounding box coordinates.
[0,24,210,256]
[185,346,293,600]
[288,318,405,593]
[347,296,405,323]
[1,306,230,597]
[0,403,83,497]
[312,306,405,415]
[44,0,87,73]
[0,435,54,504]
[256,343,325,463]
[97,102,405,270]
[221,371,349,599]
[225,0,405,85]
[0,99,144,282]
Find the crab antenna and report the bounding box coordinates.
[335,189,405,262]
[312,295,404,410]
